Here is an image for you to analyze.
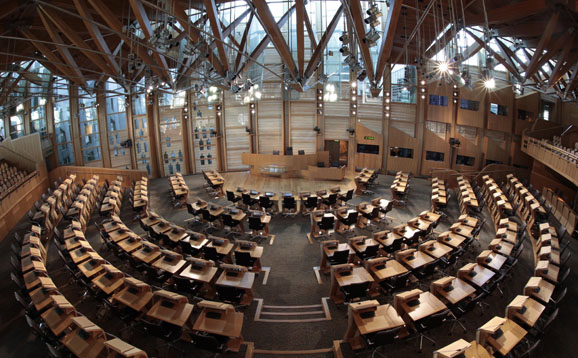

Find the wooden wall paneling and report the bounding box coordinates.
[515,92,540,135]
[454,129,482,172]
[354,123,383,169]
[484,130,509,165]
[510,135,533,170]
[324,101,350,140]
[289,101,317,154]
[386,126,419,174]
[0,132,44,166]
[421,126,451,176]
[560,101,578,128]
[530,161,577,204]
[257,100,283,154]
[426,81,454,124]
[457,82,485,128]
[224,103,250,170]
[357,103,383,134]
[487,86,514,132]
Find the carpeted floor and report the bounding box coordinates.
[0,172,575,357]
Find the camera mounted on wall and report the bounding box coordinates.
[449,138,460,148]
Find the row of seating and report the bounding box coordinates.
[11,174,149,358]
[308,197,393,240]
[431,177,449,216]
[355,168,379,195]
[0,159,30,197]
[524,136,578,186]
[129,176,149,215]
[168,173,189,207]
[341,210,526,355]
[456,175,481,216]
[479,175,513,228]
[28,174,77,236]
[390,171,410,206]
[538,187,576,237]
[99,177,124,216]
[202,169,224,198]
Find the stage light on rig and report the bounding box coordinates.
[365,3,382,28]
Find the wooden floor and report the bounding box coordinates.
[222,171,356,194]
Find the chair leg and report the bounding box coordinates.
[449,312,467,334]
[419,333,436,352]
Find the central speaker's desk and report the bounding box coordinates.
[242,152,330,178]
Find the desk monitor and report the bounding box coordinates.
[206,311,222,320]
[160,300,175,309]
[265,192,275,197]
[252,211,264,217]
[250,190,258,196]
[298,150,305,155]
[230,209,239,215]
[283,193,293,197]
[77,329,90,340]
[212,238,225,246]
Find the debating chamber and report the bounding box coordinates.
[2,0,578,357]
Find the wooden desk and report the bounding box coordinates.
[111,278,154,312]
[477,251,507,272]
[41,295,76,336]
[421,241,453,259]
[61,316,106,358]
[458,215,479,228]
[431,277,476,305]
[92,265,125,295]
[524,277,555,306]
[21,255,44,273]
[434,339,492,358]
[438,232,466,248]
[192,301,244,352]
[344,301,405,350]
[320,242,353,273]
[234,243,264,272]
[29,286,58,312]
[478,317,526,356]
[398,290,447,323]
[152,251,187,274]
[489,239,514,257]
[399,251,434,270]
[182,233,210,252]
[451,224,474,238]
[103,338,148,358]
[178,263,219,284]
[132,243,162,264]
[117,236,143,253]
[146,291,194,327]
[367,259,408,282]
[506,295,545,328]
[216,270,256,305]
[458,264,495,289]
[330,266,374,304]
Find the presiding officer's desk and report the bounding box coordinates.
[242,152,330,178]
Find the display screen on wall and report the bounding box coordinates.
[426,151,445,162]
[517,109,533,121]
[390,147,413,158]
[456,155,475,166]
[490,103,508,116]
[429,95,448,106]
[460,99,479,111]
[357,144,379,155]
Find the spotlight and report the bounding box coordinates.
[339,46,351,56]
[365,4,382,28]
[438,61,449,73]
[351,81,357,88]
[339,31,350,43]
[484,78,496,89]
[363,29,380,47]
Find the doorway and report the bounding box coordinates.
[325,140,348,167]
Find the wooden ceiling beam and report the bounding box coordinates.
[73,0,121,77]
[564,64,578,98]
[87,0,170,83]
[525,10,560,81]
[39,6,114,78]
[0,61,33,107]
[303,5,343,81]
[18,29,85,87]
[128,0,172,83]
[235,13,253,71]
[296,0,305,79]
[466,0,548,26]
[465,30,522,81]
[549,44,578,88]
[204,0,229,73]
[376,0,403,83]
[37,9,88,87]
[250,0,298,81]
[345,0,375,83]
[236,4,296,78]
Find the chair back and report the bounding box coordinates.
[226,191,236,202]
[283,196,296,209]
[319,216,335,230]
[345,211,359,225]
[331,249,350,265]
[366,326,402,348]
[242,193,253,205]
[419,309,448,331]
[305,196,318,208]
[326,193,337,206]
[362,244,379,260]
[216,285,244,304]
[222,214,236,228]
[342,281,370,301]
[192,332,226,352]
[203,246,220,262]
[249,216,265,230]
[344,189,354,202]
[174,277,201,295]
[235,251,254,268]
[259,196,272,208]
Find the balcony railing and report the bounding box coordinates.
[522,135,578,187]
